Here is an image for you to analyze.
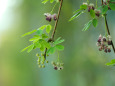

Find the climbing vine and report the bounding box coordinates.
[21,0,115,69]
[69,0,115,66]
[21,0,64,70]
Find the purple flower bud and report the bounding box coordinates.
[108,41,112,45]
[104,49,108,53]
[99,47,102,51]
[46,16,52,22]
[44,13,52,22]
[103,37,106,42]
[54,66,58,70]
[52,14,57,21]
[95,9,101,17]
[108,49,111,53]
[98,39,101,43]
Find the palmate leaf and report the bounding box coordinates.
[21,30,37,37]
[82,20,93,31]
[69,11,83,21]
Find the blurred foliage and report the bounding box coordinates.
[0,0,115,86]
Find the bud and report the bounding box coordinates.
[54,66,58,70]
[88,3,95,12]
[83,2,88,5]
[95,9,101,17]
[42,65,45,68]
[99,47,102,51]
[52,14,57,21]
[108,48,111,53]
[108,41,112,45]
[104,48,108,53]
[39,65,42,68]
[36,53,39,57]
[103,37,106,42]
[44,13,52,22]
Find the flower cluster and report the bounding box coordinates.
[36,54,49,68]
[44,13,57,22]
[96,34,112,53]
[51,61,64,70]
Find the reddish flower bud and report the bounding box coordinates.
[104,49,108,53]
[108,49,111,53]
[54,66,58,70]
[108,41,112,45]
[95,9,101,17]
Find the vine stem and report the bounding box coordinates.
[104,14,115,53]
[101,0,115,53]
[44,0,63,59]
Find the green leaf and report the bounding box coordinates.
[73,9,82,14]
[42,34,48,39]
[90,9,95,18]
[21,30,37,37]
[106,59,115,66]
[69,11,83,21]
[47,47,55,54]
[80,4,87,10]
[55,45,64,51]
[109,3,115,11]
[21,45,32,52]
[93,19,98,27]
[54,37,65,45]
[102,5,108,14]
[36,29,43,35]
[29,36,40,42]
[44,42,51,49]
[50,0,54,3]
[34,42,41,48]
[82,20,93,31]
[27,44,34,53]
[40,45,45,51]
[46,24,52,33]
[39,25,46,30]
[42,0,49,4]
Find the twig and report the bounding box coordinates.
[101,0,103,5]
[104,14,115,53]
[44,0,63,59]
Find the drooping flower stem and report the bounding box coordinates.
[104,14,115,53]
[44,0,63,59]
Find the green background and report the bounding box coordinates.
[0,0,115,86]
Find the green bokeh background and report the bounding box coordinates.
[0,0,115,86]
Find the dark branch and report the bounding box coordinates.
[44,0,63,59]
[104,14,115,53]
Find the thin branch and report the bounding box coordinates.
[51,0,63,40]
[101,0,103,5]
[104,14,115,53]
[44,0,63,59]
